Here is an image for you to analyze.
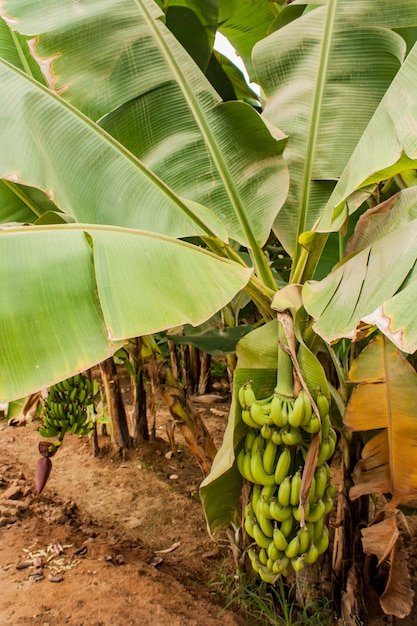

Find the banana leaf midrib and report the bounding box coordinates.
[0,56,217,238]
[137,0,266,259]
[295,0,336,269]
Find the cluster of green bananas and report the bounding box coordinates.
[237,382,337,582]
[40,374,94,438]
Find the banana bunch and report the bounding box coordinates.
[39,374,94,438]
[237,382,336,582]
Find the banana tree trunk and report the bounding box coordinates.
[100,357,131,451]
[159,364,217,475]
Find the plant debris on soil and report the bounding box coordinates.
[2,398,417,626]
[0,399,248,626]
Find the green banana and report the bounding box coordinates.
[271,428,283,445]
[259,548,268,565]
[300,390,312,426]
[291,555,305,572]
[316,392,330,419]
[258,564,276,583]
[288,394,305,428]
[305,499,326,523]
[302,415,321,434]
[272,556,290,575]
[323,493,334,515]
[244,514,256,539]
[279,516,294,538]
[238,383,246,409]
[256,512,274,538]
[251,434,265,456]
[273,527,288,552]
[78,387,87,404]
[281,426,301,446]
[290,470,302,507]
[256,495,273,520]
[253,522,271,549]
[243,452,256,482]
[304,543,319,564]
[251,450,276,486]
[261,484,277,500]
[245,429,257,453]
[262,439,277,475]
[251,483,262,511]
[285,535,300,559]
[313,516,325,543]
[277,476,291,508]
[270,394,286,427]
[270,498,292,522]
[244,383,257,407]
[267,540,282,562]
[241,408,259,429]
[315,464,329,499]
[320,413,331,442]
[298,528,311,554]
[274,446,291,485]
[260,423,272,440]
[316,526,329,555]
[250,401,273,427]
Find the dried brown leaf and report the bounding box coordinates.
[361,515,398,565]
[380,540,414,618]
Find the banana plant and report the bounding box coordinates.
[2,0,417,619]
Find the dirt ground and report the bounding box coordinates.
[2,395,417,626]
[0,397,249,626]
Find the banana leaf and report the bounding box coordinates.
[304,206,417,353]
[0,224,251,402]
[253,0,417,263]
[1,0,289,253]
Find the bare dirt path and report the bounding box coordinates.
[0,406,246,626]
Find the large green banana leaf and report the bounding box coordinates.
[0,59,227,239]
[0,224,251,402]
[1,0,289,253]
[303,41,417,352]
[253,0,417,261]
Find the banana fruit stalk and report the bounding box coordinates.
[36,374,96,492]
[237,382,336,582]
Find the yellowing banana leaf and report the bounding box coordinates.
[1,0,289,251]
[253,0,411,261]
[0,224,251,402]
[344,334,417,508]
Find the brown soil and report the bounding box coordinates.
[0,399,247,626]
[2,398,417,626]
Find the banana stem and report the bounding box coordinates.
[276,320,294,397]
